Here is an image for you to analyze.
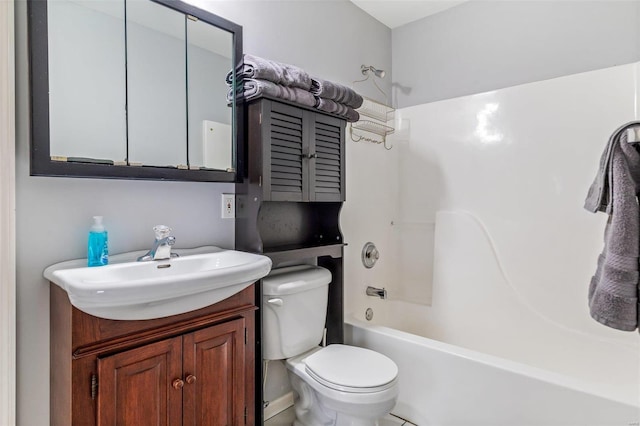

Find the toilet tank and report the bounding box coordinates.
[262,265,332,360]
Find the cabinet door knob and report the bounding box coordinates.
[172,378,184,390]
[185,374,197,384]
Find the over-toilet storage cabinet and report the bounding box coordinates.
[50,284,256,426]
[236,96,347,425]
[249,98,345,202]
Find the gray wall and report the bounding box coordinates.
[392,0,640,108]
[200,0,392,96]
[14,0,390,424]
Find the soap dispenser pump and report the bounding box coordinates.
[88,216,109,267]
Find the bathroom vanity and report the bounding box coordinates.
[50,284,256,426]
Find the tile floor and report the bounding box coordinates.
[264,406,416,425]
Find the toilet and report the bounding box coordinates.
[262,265,399,426]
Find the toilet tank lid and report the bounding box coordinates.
[262,265,331,296]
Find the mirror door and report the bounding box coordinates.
[47,0,127,163]
[127,0,187,167]
[187,17,234,171]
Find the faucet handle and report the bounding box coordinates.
[153,225,172,240]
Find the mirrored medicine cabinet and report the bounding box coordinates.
[28,0,244,182]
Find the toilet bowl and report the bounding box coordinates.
[262,265,399,426]
[286,345,399,426]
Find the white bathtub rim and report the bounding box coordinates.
[345,315,639,408]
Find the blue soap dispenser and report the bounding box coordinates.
[88,216,109,267]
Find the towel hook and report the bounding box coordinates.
[625,122,640,145]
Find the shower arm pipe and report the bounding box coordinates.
[361,65,385,78]
[353,64,389,105]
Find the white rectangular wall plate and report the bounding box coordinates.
[221,193,235,219]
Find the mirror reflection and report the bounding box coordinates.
[48,0,127,162]
[127,0,187,167]
[45,0,235,172]
[187,17,233,171]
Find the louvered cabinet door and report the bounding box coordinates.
[262,101,307,202]
[309,113,345,202]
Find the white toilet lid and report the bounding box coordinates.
[304,345,398,393]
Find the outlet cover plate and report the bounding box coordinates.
[221,193,235,219]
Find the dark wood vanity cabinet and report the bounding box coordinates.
[50,284,256,426]
[247,98,346,202]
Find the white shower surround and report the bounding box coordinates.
[342,62,640,421]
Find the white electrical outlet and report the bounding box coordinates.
[221,193,235,219]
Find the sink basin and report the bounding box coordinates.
[44,246,272,320]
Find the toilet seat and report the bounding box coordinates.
[304,345,398,393]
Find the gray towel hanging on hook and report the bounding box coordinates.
[584,120,640,333]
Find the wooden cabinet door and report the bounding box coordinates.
[182,318,246,426]
[97,337,183,426]
[262,101,308,202]
[258,99,346,202]
[309,112,345,202]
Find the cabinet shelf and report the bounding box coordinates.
[263,243,345,265]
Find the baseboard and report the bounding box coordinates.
[264,391,294,420]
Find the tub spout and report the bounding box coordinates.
[366,286,387,300]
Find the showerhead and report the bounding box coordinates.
[361,65,386,79]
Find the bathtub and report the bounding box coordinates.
[345,309,640,426]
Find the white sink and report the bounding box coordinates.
[44,246,272,320]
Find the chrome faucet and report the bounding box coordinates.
[366,286,387,300]
[137,225,178,261]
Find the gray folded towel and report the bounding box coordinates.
[585,124,640,332]
[226,54,311,91]
[310,77,364,109]
[314,97,360,123]
[227,78,316,108]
